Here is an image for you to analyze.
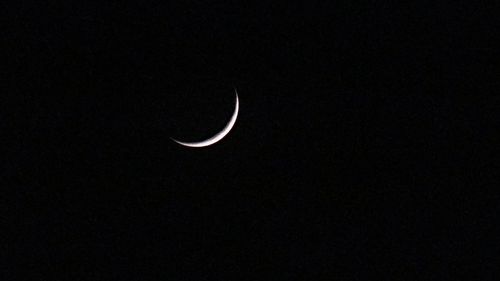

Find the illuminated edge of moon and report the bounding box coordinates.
[171,89,239,148]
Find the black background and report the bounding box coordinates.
[1,1,498,280]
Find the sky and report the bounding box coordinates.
[1,1,498,280]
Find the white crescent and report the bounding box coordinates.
[171,90,239,148]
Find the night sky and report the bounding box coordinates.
[2,1,498,280]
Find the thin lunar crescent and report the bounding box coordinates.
[171,90,239,148]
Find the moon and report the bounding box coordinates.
[171,89,239,148]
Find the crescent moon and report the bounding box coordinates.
[171,89,239,148]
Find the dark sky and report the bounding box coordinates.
[1,1,498,280]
